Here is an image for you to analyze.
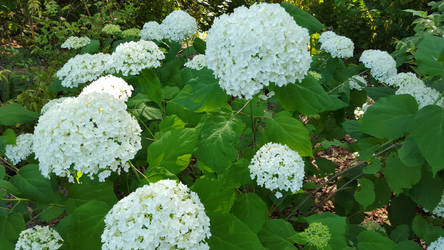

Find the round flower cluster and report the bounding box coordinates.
[428,237,444,250]
[41,97,74,114]
[359,50,397,84]
[392,73,443,109]
[56,53,112,88]
[301,222,331,249]
[140,21,163,41]
[121,28,141,39]
[32,92,142,182]
[161,10,198,42]
[80,75,133,102]
[60,36,90,49]
[348,75,366,91]
[102,24,121,35]
[319,31,354,58]
[5,133,34,165]
[15,225,63,250]
[109,40,164,76]
[101,180,211,250]
[184,55,206,70]
[205,3,312,99]
[249,142,305,198]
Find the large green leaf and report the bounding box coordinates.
[65,182,117,213]
[360,95,418,140]
[193,37,206,54]
[219,159,251,189]
[80,39,100,54]
[412,105,444,175]
[393,241,422,250]
[280,2,324,34]
[398,137,426,167]
[274,75,347,115]
[128,103,162,121]
[412,215,444,244]
[147,127,199,174]
[0,129,16,154]
[262,111,312,156]
[357,231,396,250]
[136,69,162,107]
[415,35,444,78]
[388,195,417,227]
[0,213,25,250]
[192,176,236,213]
[354,178,375,209]
[57,200,110,250]
[258,219,298,250]
[0,103,39,126]
[409,169,443,211]
[207,212,266,250]
[196,114,245,173]
[10,164,62,204]
[231,193,268,233]
[382,153,421,194]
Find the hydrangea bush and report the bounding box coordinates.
[0,2,443,250]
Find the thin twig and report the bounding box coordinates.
[234,100,251,116]
[0,157,18,172]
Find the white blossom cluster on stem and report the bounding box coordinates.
[108,40,164,76]
[359,49,397,84]
[140,21,163,41]
[56,53,112,88]
[184,54,206,70]
[32,92,142,182]
[41,97,75,114]
[205,3,312,99]
[427,237,444,250]
[102,24,121,35]
[121,28,141,39]
[15,225,63,250]
[249,142,305,198]
[319,31,354,58]
[161,10,198,42]
[61,36,90,49]
[101,180,211,250]
[5,133,34,165]
[80,75,133,102]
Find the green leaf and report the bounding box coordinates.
[231,193,268,233]
[398,137,426,167]
[0,213,25,250]
[412,215,444,244]
[382,153,421,194]
[354,178,375,208]
[192,176,236,213]
[143,166,178,183]
[393,241,422,250]
[158,115,186,132]
[0,103,39,126]
[10,164,62,204]
[128,103,162,121]
[40,206,65,222]
[0,129,15,154]
[207,212,266,250]
[196,114,245,173]
[409,169,443,211]
[274,75,346,115]
[80,39,100,54]
[0,166,4,180]
[258,219,298,250]
[315,158,336,177]
[136,69,162,106]
[357,231,396,250]
[193,37,206,54]
[415,35,444,78]
[363,158,382,174]
[219,159,251,189]
[364,87,396,101]
[57,200,110,250]
[171,71,228,112]
[65,182,117,213]
[148,127,198,174]
[280,2,324,34]
[360,95,418,139]
[388,195,417,227]
[302,212,348,249]
[412,105,444,175]
[390,224,410,243]
[262,111,312,157]
[367,178,391,210]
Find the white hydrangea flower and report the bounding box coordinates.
[249,142,305,198]
[359,50,397,84]
[392,73,443,109]
[80,75,133,102]
[319,31,354,58]
[41,97,74,114]
[205,3,312,99]
[15,225,63,250]
[102,24,121,35]
[184,54,206,70]
[5,133,34,165]
[101,180,211,250]
[121,28,141,39]
[161,10,198,42]
[33,92,142,182]
[56,53,112,88]
[140,21,163,41]
[348,75,366,91]
[60,36,90,49]
[109,40,165,76]
[428,237,444,250]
